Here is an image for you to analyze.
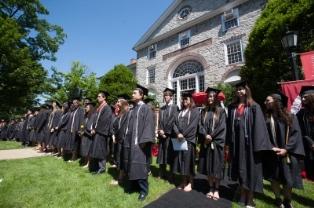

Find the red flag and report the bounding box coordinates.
[300,51,314,80]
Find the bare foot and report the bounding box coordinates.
[213,190,220,200]
[183,183,192,192]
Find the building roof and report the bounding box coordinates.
[133,0,250,51]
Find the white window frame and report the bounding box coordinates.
[147,44,157,59]
[178,30,191,48]
[146,66,155,84]
[224,39,244,65]
[221,8,239,32]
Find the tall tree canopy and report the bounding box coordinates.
[240,0,314,103]
[46,62,99,103]
[0,0,65,119]
[99,64,137,104]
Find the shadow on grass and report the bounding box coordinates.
[263,182,314,208]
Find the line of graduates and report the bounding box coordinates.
[1,82,314,207]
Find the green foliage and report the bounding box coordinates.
[99,64,137,104]
[0,0,65,119]
[47,62,99,103]
[241,0,314,104]
[216,83,234,106]
[0,17,46,119]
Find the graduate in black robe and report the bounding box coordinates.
[157,88,178,180]
[48,101,62,152]
[89,91,112,173]
[80,100,96,167]
[55,102,71,158]
[264,93,305,208]
[297,86,314,181]
[64,98,84,161]
[124,86,155,201]
[36,105,50,152]
[226,81,272,207]
[111,97,130,184]
[28,108,39,146]
[198,87,226,200]
[172,90,200,192]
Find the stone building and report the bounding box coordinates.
[133,0,266,104]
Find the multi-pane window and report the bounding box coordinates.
[147,67,155,84]
[225,18,238,30]
[178,30,191,48]
[172,60,204,105]
[148,44,157,59]
[221,8,239,32]
[225,40,243,64]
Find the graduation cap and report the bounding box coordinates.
[163,88,176,95]
[235,80,249,88]
[99,90,110,97]
[84,100,96,106]
[69,87,83,100]
[181,89,195,98]
[300,86,314,96]
[272,92,288,108]
[205,87,221,95]
[117,93,131,100]
[136,84,148,96]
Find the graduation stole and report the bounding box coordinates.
[95,102,106,128]
[203,110,216,150]
[285,126,291,164]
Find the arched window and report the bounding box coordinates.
[171,60,204,104]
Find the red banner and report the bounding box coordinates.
[280,79,314,113]
[300,51,314,80]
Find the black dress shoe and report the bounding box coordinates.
[138,192,147,201]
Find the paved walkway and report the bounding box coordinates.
[0,148,47,160]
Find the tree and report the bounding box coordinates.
[240,0,314,103]
[99,64,137,104]
[0,0,65,119]
[47,62,99,103]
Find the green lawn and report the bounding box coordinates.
[0,156,313,208]
[0,140,23,150]
[0,157,173,208]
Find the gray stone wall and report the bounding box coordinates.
[135,0,266,103]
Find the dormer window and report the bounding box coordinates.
[148,44,157,59]
[221,8,239,31]
[179,30,191,48]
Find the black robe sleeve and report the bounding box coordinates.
[138,104,155,144]
[285,115,305,157]
[251,103,273,152]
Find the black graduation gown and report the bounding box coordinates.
[297,109,314,179]
[172,107,200,176]
[125,102,155,180]
[90,105,112,160]
[80,113,96,157]
[64,107,84,151]
[112,112,129,170]
[48,110,62,146]
[264,115,305,189]
[37,110,50,143]
[27,115,35,142]
[226,103,272,193]
[0,124,8,140]
[157,103,178,165]
[198,107,226,179]
[56,112,71,149]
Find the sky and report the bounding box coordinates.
[41,0,173,76]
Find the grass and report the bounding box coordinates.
[0,156,313,208]
[0,156,173,208]
[0,140,23,150]
[232,180,314,208]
